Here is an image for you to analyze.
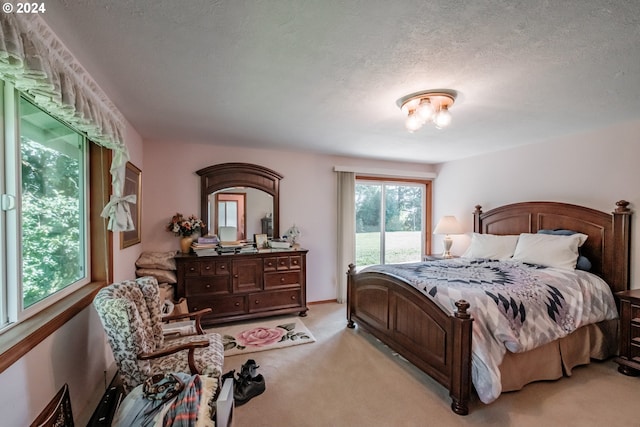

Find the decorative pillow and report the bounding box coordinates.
[461,233,520,260]
[512,232,588,270]
[135,251,177,270]
[136,268,177,284]
[537,229,592,271]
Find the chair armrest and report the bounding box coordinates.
[138,340,209,359]
[138,340,210,374]
[162,308,212,334]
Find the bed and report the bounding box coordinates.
[346,200,632,415]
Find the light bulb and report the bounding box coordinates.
[416,98,434,122]
[405,111,422,132]
[433,106,452,129]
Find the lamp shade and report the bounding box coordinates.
[433,216,462,235]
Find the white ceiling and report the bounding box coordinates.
[44,0,640,164]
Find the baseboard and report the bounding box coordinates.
[309,299,339,305]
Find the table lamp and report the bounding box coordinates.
[433,215,462,258]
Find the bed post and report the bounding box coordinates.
[450,300,473,415]
[473,205,483,233]
[612,200,632,292]
[347,264,356,328]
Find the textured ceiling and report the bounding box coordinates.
[43,0,640,163]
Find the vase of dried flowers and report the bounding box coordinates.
[167,213,205,254]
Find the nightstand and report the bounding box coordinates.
[615,289,640,376]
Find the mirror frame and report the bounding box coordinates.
[197,162,283,238]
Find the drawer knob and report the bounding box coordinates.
[220,265,226,269]
[280,277,285,282]
[255,300,260,304]
[189,267,196,272]
[205,284,211,289]
[234,274,239,278]
[235,302,240,307]
[290,295,296,300]
[205,266,211,270]
[268,262,273,266]
[292,260,298,265]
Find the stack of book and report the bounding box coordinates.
[191,235,220,256]
[198,236,219,245]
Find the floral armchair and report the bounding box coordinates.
[93,276,224,392]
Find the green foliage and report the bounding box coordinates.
[355,183,422,233]
[21,139,83,307]
[355,184,381,233]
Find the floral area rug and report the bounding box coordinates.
[207,317,316,356]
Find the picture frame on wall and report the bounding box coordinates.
[120,161,142,249]
[254,233,268,249]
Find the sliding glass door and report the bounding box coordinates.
[355,180,425,267]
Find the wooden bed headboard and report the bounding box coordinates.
[473,200,632,294]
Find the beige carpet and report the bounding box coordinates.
[223,302,640,427]
[207,316,315,356]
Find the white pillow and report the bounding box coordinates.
[461,233,520,260]
[511,233,588,270]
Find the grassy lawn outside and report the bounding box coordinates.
[355,231,423,266]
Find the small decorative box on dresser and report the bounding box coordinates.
[174,249,308,326]
[615,289,640,376]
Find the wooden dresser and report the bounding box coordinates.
[174,249,308,326]
[615,289,640,376]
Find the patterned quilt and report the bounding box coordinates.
[362,258,618,404]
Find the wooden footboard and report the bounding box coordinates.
[346,264,473,415]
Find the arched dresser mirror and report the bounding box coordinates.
[197,163,282,240]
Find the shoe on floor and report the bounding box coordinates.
[240,359,259,378]
[234,373,266,406]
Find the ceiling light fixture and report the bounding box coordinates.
[396,89,457,132]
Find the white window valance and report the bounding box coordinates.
[0,13,134,232]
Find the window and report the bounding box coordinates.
[355,178,431,267]
[1,84,89,329]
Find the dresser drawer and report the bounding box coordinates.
[264,271,301,289]
[264,255,302,271]
[264,257,278,272]
[185,276,231,296]
[183,260,230,276]
[189,295,246,319]
[182,261,201,277]
[205,261,230,275]
[248,289,302,313]
[289,255,302,270]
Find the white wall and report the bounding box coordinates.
[0,120,144,426]
[432,119,640,288]
[141,140,437,302]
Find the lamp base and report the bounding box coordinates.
[442,235,453,258]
